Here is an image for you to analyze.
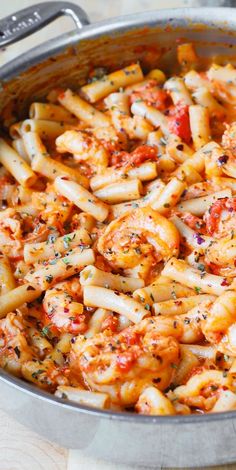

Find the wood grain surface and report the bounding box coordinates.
[0,409,67,470]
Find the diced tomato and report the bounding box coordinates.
[120,330,140,347]
[116,350,138,373]
[168,105,191,144]
[206,261,222,275]
[130,80,168,111]
[101,315,118,332]
[110,145,157,168]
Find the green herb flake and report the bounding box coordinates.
[194,286,202,294]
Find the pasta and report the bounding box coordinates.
[1,47,236,416]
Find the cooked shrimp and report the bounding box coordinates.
[43,278,86,334]
[203,195,236,276]
[0,208,23,259]
[204,197,236,237]
[71,316,182,405]
[32,185,73,232]
[205,237,236,277]
[97,207,179,279]
[56,130,109,169]
[201,291,236,355]
[0,312,33,376]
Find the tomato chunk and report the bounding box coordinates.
[168,105,191,144]
[110,145,157,168]
[130,80,168,110]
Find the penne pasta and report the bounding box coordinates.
[21,119,73,139]
[94,179,143,204]
[90,162,157,191]
[81,64,143,102]
[54,177,109,222]
[58,89,111,127]
[151,177,186,214]
[153,294,216,316]
[189,105,211,150]
[29,102,76,123]
[80,265,144,292]
[164,77,193,106]
[0,138,36,187]
[24,228,91,264]
[55,386,110,408]
[25,248,95,290]
[0,283,41,318]
[0,255,16,295]
[83,286,149,324]
[131,101,169,135]
[12,138,30,163]
[176,189,232,216]
[162,257,233,296]
[85,308,111,338]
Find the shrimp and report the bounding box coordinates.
[0,208,23,259]
[205,237,236,277]
[204,197,236,237]
[0,312,33,377]
[97,207,179,280]
[201,291,236,355]
[32,185,73,232]
[56,130,109,169]
[203,196,236,276]
[70,316,182,406]
[43,278,86,335]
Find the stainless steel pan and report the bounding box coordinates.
[1,3,236,467]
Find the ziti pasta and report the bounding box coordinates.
[1,49,236,415]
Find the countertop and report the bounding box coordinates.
[0,1,236,469]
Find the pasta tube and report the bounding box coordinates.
[58,89,111,127]
[21,119,73,139]
[0,283,41,318]
[54,177,109,222]
[25,131,89,188]
[81,64,143,102]
[24,228,91,264]
[0,255,16,295]
[55,386,110,408]
[83,286,149,324]
[90,162,157,191]
[162,258,233,296]
[94,179,143,204]
[189,105,211,150]
[0,138,36,187]
[25,248,95,290]
[177,189,232,216]
[80,265,144,292]
[164,77,193,105]
[131,101,169,135]
[29,102,76,123]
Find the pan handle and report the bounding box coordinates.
[0,1,90,48]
